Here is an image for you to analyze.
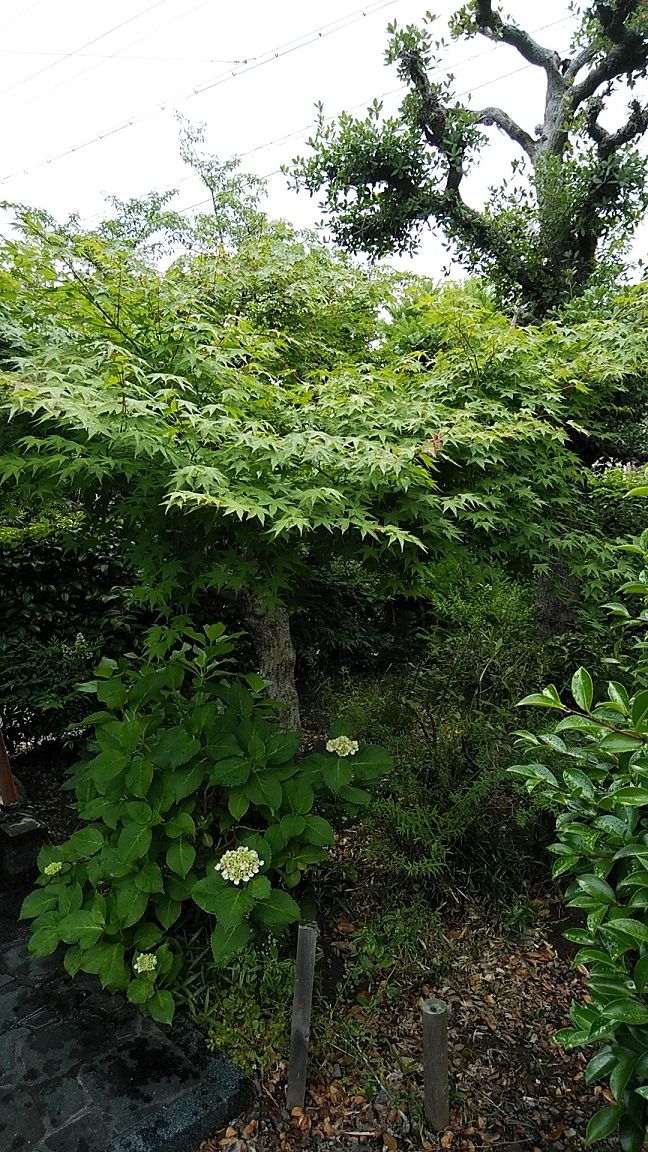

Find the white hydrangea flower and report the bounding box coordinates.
[43,861,63,877]
[133,952,157,974]
[215,846,264,886]
[326,735,359,757]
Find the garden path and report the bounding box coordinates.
[0,886,249,1152]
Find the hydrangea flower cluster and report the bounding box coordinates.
[133,952,157,974]
[43,861,63,877]
[326,735,359,757]
[215,846,264,885]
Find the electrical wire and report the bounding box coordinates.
[0,0,218,121]
[156,16,571,218]
[171,46,567,220]
[0,0,44,36]
[0,0,400,185]
[0,49,250,64]
[0,0,173,100]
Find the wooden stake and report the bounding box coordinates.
[286,921,318,1111]
[422,998,449,1132]
[0,731,18,807]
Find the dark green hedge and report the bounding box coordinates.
[0,515,139,750]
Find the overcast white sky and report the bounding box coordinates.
[0,0,644,277]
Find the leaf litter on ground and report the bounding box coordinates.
[198,900,619,1152]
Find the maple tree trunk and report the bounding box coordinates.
[535,564,579,637]
[243,598,301,731]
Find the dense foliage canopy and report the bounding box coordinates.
[291,0,648,317]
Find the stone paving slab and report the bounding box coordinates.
[0,887,251,1152]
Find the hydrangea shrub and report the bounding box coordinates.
[20,623,391,1024]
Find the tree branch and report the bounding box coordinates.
[570,1,648,108]
[475,106,537,158]
[565,44,597,81]
[398,47,542,307]
[475,0,562,75]
[586,96,648,157]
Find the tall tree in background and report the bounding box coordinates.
[291,1,648,319]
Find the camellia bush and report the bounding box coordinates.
[510,531,648,1150]
[20,622,391,1024]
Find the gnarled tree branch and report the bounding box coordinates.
[475,0,562,76]
[571,0,647,108]
[398,48,540,306]
[586,96,648,157]
[475,106,537,158]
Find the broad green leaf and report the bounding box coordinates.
[619,1115,644,1152]
[209,757,251,787]
[166,840,196,879]
[632,690,648,726]
[67,827,104,858]
[633,953,648,994]
[572,668,594,712]
[245,771,282,812]
[302,815,336,847]
[133,921,163,950]
[586,1106,623,1144]
[154,894,182,929]
[165,811,196,839]
[228,789,250,820]
[585,1048,616,1084]
[608,682,631,714]
[126,758,154,798]
[517,689,564,710]
[600,733,645,753]
[148,990,175,1025]
[216,885,255,927]
[613,787,648,806]
[610,1051,637,1103]
[322,759,353,793]
[168,763,204,803]
[577,875,616,904]
[134,862,164,894]
[91,943,128,989]
[58,910,104,949]
[124,802,153,825]
[58,883,84,916]
[191,874,227,915]
[253,888,300,928]
[211,919,250,965]
[115,884,148,928]
[29,924,62,957]
[602,998,648,1024]
[20,888,59,920]
[117,822,152,864]
[248,874,272,900]
[127,977,155,1005]
[283,778,314,815]
[278,814,306,842]
[151,728,200,770]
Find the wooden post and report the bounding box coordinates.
[0,730,18,807]
[286,922,318,1111]
[422,998,449,1132]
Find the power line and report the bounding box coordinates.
[172,47,568,220]
[159,16,571,217]
[0,0,400,185]
[0,0,44,36]
[0,49,249,64]
[1,0,217,121]
[0,0,173,100]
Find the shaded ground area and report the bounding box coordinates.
[0,887,249,1152]
[11,742,80,843]
[198,904,611,1152]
